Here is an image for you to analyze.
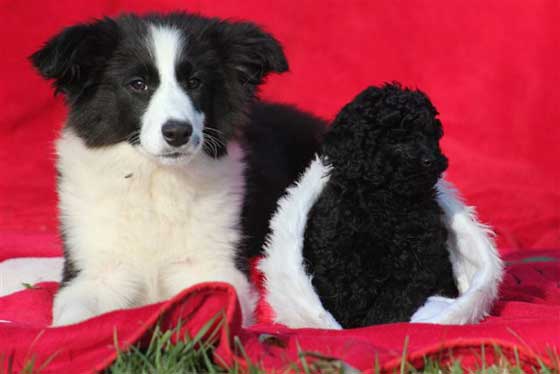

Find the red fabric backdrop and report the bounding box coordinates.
[1,1,559,372]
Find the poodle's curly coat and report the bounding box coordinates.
[303,84,458,327]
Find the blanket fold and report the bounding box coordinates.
[0,260,559,373]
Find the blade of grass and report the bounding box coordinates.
[400,336,409,374]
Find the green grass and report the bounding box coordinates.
[103,329,559,374]
[106,326,359,374]
[3,320,557,374]
[4,256,559,373]
[106,316,223,374]
[102,316,558,374]
[102,256,560,373]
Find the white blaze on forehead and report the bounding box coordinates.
[140,25,205,156]
[150,25,182,85]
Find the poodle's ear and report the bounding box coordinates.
[218,21,288,85]
[29,18,119,97]
[322,86,389,182]
[322,118,377,181]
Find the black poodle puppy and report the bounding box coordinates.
[303,83,458,327]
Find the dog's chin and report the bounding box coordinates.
[156,152,198,166]
[136,145,201,167]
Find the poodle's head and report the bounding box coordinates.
[323,83,447,195]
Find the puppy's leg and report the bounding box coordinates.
[161,264,256,326]
[52,269,143,326]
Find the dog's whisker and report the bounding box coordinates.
[204,132,225,146]
[208,138,220,157]
[203,127,225,137]
[202,136,217,157]
[203,133,225,157]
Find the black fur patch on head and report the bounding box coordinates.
[323,83,447,196]
[30,12,288,155]
[29,18,121,98]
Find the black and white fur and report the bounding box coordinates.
[258,87,504,328]
[30,12,324,326]
[259,158,503,328]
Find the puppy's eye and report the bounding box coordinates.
[186,77,201,90]
[128,78,148,92]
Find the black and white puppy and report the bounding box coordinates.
[30,12,324,326]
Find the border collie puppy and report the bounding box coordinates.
[30,12,324,326]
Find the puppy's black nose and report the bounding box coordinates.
[162,120,192,147]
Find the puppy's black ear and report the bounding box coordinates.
[29,18,119,97]
[220,21,288,85]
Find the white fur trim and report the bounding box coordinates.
[261,156,503,328]
[258,156,342,329]
[410,179,503,324]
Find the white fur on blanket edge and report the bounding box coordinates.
[258,156,503,328]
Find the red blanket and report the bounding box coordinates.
[1,0,559,372]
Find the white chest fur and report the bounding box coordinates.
[53,129,255,326]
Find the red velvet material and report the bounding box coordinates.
[1,261,559,373]
[1,0,559,372]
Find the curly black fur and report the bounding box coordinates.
[303,83,458,327]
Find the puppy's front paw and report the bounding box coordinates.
[52,303,95,326]
[52,293,96,326]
